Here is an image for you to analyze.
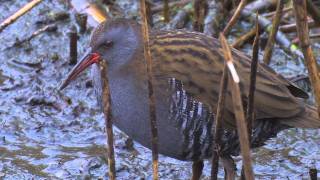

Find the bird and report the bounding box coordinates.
[59,18,320,178]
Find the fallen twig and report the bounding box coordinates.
[241,4,303,61]
[263,7,292,18]
[0,0,43,33]
[293,0,320,117]
[279,19,315,33]
[232,27,256,48]
[11,23,57,48]
[140,0,159,179]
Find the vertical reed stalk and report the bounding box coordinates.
[293,0,320,117]
[219,33,254,180]
[100,60,116,180]
[139,0,159,179]
[210,63,229,180]
[263,0,284,65]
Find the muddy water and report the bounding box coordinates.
[0,1,320,179]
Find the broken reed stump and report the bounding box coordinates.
[223,0,247,35]
[293,0,320,117]
[69,25,78,65]
[309,168,318,180]
[140,0,159,179]
[219,33,254,180]
[193,0,208,32]
[75,13,88,33]
[210,63,229,180]
[100,60,116,180]
[306,0,320,26]
[163,0,170,22]
[263,0,284,65]
[0,0,43,33]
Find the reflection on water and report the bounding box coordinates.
[0,0,319,179]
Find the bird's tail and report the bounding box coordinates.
[280,105,320,128]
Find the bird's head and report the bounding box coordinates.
[59,19,142,90]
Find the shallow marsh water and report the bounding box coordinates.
[0,0,320,179]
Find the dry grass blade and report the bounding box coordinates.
[263,0,284,65]
[219,33,254,180]
[139,0,159,179]
[293,0,320,118]
[0,0,43,33]
[210,63,229,180]
[100,61,116,180]
[223,0,247,35]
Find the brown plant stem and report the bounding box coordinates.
[100,60,116,180]
[223,0,247,35]
[0,0,43,33]
[192,160,204,180]
[140,0,159,179]
[263,0,284,65]
[240,13,260,180]
[210,63,229,180]
[247,14,260,142]
[293,0,320,117]
[219,33,254,180]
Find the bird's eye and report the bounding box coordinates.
[101,41,113,49]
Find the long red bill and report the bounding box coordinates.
[59,50,101,90]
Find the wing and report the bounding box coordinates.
[150,30,306,129]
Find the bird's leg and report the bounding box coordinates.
[191,160,204,180]
[221,156,236,180]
